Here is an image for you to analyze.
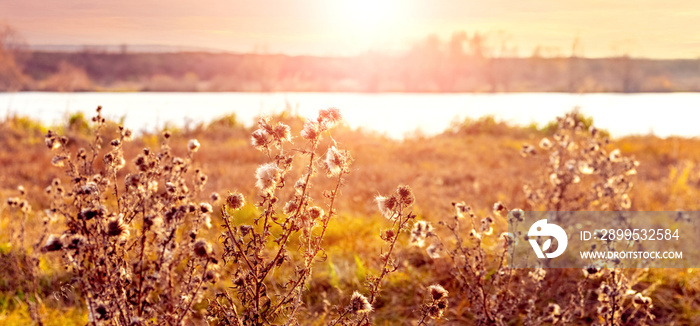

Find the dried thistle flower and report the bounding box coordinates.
[107,215,128,238]
[410,221,433,247]
[307,206,324,221]
[6,197,18,207]
[318,107,342,129]
[493,201,507,216]
[283,199,299,215]
[376,195,398,220]
[300,120,320,140]
[193,239,212,258]
[529,268,546,282]
[200,202,213,213]
[609,149,622,162]
[583,265,604,278]
[480,216,494,235]
[620,194,631,209]
[251,129,269,149]
[324,146,346,176]
[255,163,281,195]
[539,137,553,150]
[226,192,245,210]
[79,182,99,196]
[632,293,652,308]
[94,304,109,320]
[273,122,292,142]
[188,139,200,152]
[42,234,63,252]
[121,128,133,141]
[396,185,415,206]
[51,155,68,167]
[429,284,448,301]
[520,144,536,157]
[546,303,561,320]
[426,243,441,258]
[453,201,470,218]
[509,208,524,222]
[349,291,372,314]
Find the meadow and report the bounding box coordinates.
[1,108,699,325]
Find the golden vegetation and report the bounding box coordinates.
[1,109,700,325]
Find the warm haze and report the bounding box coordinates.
[2,0,700,58]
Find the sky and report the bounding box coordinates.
[2,0,700,58]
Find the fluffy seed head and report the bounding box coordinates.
[107,215,128,237]
[376,195,399,220]
[324,146,346,176]
[318,107,342,129]
[300,120,320,140]
[429,284,448,300]
[396,185,415,206]
[80,182,99,196]
[308,206,324,220]
[539,137,553,150]
[188,139,200,152]
[226,192,245,210]
[350,291,372,314]
[51,155,68,167]
[200,202,213,213]
[255,163,280,195]
[632,293,652,307]
[426,243,441,258]
[251,129,269,149]
[273,123,292,142]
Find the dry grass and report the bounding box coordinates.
[1,109,699,325]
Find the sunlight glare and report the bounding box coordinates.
[333,0,405,39]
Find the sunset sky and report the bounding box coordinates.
[2,0,700,58]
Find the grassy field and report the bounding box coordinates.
[1,109,699,325]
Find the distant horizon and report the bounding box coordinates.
[22,42,700,60]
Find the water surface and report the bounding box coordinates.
[1,92,697,139]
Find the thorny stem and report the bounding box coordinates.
[255,141,319,324]
[356,207,411,326]
[440,217,495,323]
[330,309,350,326]
[609,270,617,326]
[296,172,344,304]
[272,170,346,322]
[222,209,255,272]
[416,305,431,326]
[175,259,210,326]
[136,215,147,316]
[260,142,318,283]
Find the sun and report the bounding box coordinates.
[332,0,407,40]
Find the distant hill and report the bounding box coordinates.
[5,49,700,92]
[27,44,227,54]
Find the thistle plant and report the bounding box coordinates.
[330,185,417,326]
[208,108,351,325]
[421,200,540,325]
[39,106,218,325]
[521,112,638,213]
[518,112,654,326]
